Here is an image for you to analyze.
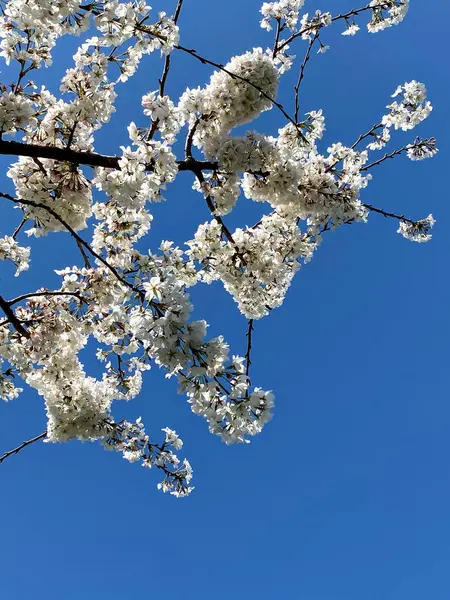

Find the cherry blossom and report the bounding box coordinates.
[0,0,437,497]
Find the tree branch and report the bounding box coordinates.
[0,139,218,174]
[175,44,308,143]
[0,295,30,338]
[147,0,186,141]
[294,33,319,123]
[362,203,417,225]
[193,170,242,252]
[0,431,47,464]
[8,290,86,307]
[0,192,138,295]
[272,18,284,58]
[278,2,391,52]
[245,319,254,380]
[12,216,27,239]
[361,145,410,172]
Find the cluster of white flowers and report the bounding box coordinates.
[94,2,179,53]
[0,235,30,276]
[0,0,438,496]
[383,81,432,131]
[342,23,361,36]
[92,122,178,268]
[0,91,35,135]
[7,158,93,235]
[179,48,279,158]
[299,11,332,40]
[187,213,315,318]
[142,92,182,143]
[0,361,22,401]
[406,138,437,162]
[260,0,305,31]
[397,214,435,243]
[0,0,91,67]
[227,125,369,225]
[104,420,193,497]
[368,0,409,33]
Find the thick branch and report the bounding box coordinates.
[0,295,30,338]
[8,291,86,307]
[0,139,217,173]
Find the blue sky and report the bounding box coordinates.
[1,1,450,599]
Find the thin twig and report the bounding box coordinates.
[363,203,416,225]
[351,123,382,150]
[294,33,319,123]
[325,122,382,173]
[193,171,241,250]
[244,319,254,380]
[272,18,284,58]
[76,238,92,268]
[147,0,185,141]
[0,192,136,295]
[361,145,409,172]
[278,2,391,53]
[0,431,47,464]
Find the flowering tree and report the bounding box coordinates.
[0,0,436,497]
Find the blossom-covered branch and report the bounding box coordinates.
[0,0,435,497]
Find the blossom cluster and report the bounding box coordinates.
[260,0,305,31]
[179,48,279,158]
[104,420,194,497]
[0,235,30,276]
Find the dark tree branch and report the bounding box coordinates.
[278,2,391,52]
[12,216,27,239]
[0,192,137,295]
[8,291,86,307]
[185,117,202,160]
[0,139,218,174]
[193,170,241,251]
[0,295,30,338]
[272,18,284,58]
[362,203,417,225]
[147,0,185,141]
[245,319,254,380]
[175,44,308,143]
[294,33,319,123]
[361,145,411,172]
[0,431,47,464]
[351,123,382,150]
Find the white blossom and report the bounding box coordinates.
[398,215,435,243]
[0,235,30,275]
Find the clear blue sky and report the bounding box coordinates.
[1,1,450,599]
